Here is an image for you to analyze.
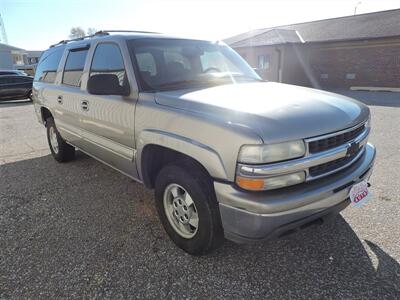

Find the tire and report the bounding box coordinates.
[154,160,224,255]
[46,117,75,162]
[27,90,33,101]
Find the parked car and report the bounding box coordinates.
[0,73,33,101]
[0,70,28,76]
[16,64,37,76]
[32,31,376,255]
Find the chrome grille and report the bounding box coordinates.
[308,124,365,153]
[237,121,370,186]
[309,147,363,177]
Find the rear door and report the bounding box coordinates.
[54,46,90,147]
[78,41,138,178]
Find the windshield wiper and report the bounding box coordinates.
[156,79,209,89]
[227,74,264,82]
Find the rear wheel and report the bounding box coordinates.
[46,118,75,162]
[154,160,224,255]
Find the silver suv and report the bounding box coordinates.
[32,31,376,255]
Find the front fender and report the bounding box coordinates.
[136,129,228,181]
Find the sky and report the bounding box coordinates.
[1,0,400,50]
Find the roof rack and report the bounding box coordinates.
[49,31,108,48]
[95,30,161,35]
[49,30,160,48]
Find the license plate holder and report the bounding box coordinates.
[349,181,371,207]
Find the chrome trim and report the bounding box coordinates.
[307,146,366,180]
[238,126,370,179]
[305,121,366,143]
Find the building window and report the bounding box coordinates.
[320,73,329,79]
[258,55,270,70]
[346,73,356,80]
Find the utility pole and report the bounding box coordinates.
[0,12,8,44]
[354,1,362,15]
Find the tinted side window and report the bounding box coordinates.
[90,43,126,86]
[62,49,89,87]
[34,48,64,83]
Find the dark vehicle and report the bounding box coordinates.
[0,74,33,101]
[0,70,28,76]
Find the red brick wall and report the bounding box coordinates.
[308,42,400,88]
[233,39,400,89]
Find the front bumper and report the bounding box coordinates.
[214,143,376,243]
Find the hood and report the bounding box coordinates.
[154,82,369,143]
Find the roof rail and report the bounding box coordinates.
[49,30,161,48]
[49,31,109,48]
[95,30,161,35]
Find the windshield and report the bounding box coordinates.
[128,38,262,91]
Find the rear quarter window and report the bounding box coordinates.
[34,48,64,83]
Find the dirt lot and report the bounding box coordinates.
[0,92,399,299]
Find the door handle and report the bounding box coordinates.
[81,100,89,111]
[57,95,63,104]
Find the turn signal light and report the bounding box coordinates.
[236,176,265,191]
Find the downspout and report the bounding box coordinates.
[275,47,283,82]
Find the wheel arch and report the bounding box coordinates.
[137,129,228,189]
[40,106,53,124]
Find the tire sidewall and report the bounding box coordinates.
[46,118,65,162]
[155,163,223,255]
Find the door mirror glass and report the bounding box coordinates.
[87,74,129,96]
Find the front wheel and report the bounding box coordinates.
[46,118,75,162]
[155,160,224,255]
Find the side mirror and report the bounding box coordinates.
[87,74,130,96]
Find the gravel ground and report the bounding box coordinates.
[0,92,399,299]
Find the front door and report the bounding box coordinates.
[77,42,137,178]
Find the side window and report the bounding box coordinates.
[34,48,64,83]
[90,43,126,86]
[62,48,89,87]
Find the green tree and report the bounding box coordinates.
[87,27,97,35]
[69,27,85,39]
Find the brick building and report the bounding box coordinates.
[225,9,400,90]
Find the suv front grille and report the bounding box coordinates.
[308,124,365,153]
[309,147,363,177]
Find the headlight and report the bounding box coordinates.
[238,140,306,164]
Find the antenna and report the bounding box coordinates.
[0,12,8,44]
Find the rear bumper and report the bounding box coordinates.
[214,143,376,243]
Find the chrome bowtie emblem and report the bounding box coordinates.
[346,142,360,157]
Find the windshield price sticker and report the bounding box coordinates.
[349,181,372,207]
